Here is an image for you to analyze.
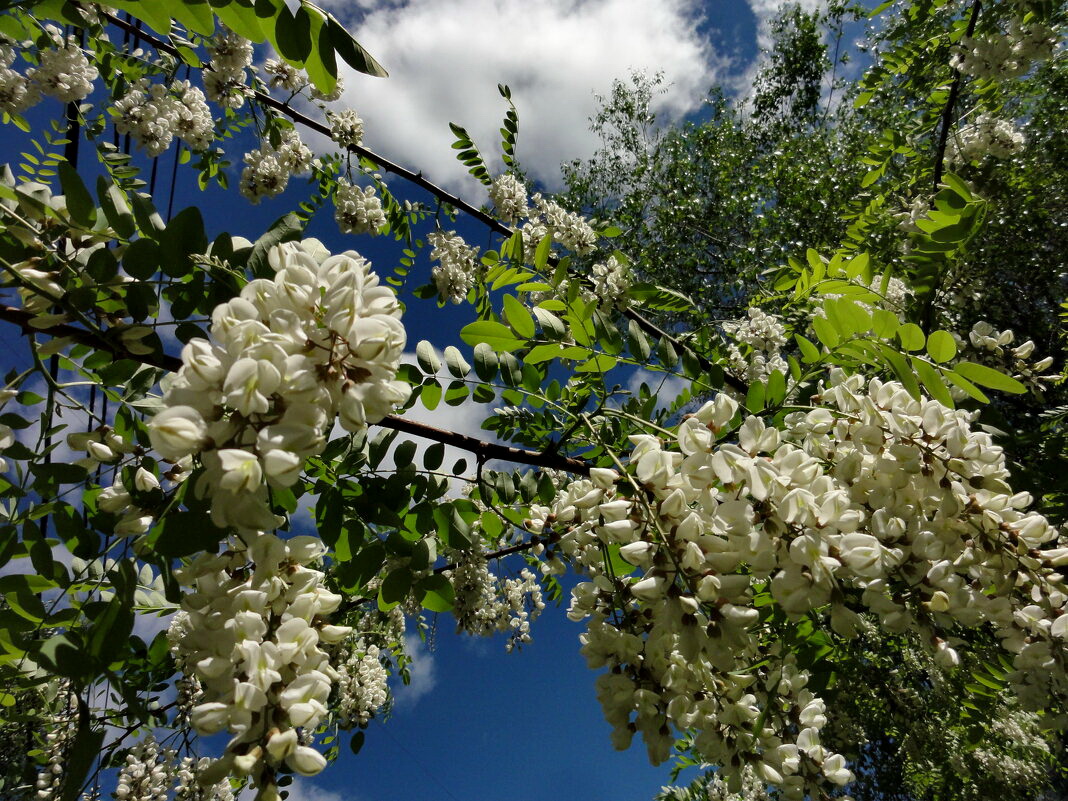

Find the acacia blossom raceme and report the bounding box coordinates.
[527,372,1068,799]
[169,532,350,798]
[148,240,409,530]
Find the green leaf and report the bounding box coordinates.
[327,15,388,77]
[378,567,412,610]
[897,323,925,352]
[502,294,535,339]
[460,321,525,352]
[416,574,455,612]
[795,334,821,364]
[416,340,441,374]
[473,343,499,381]
[58,161,95,227]
[212,0,265,41]
[925,330,958,363]
[953,361,1026,394]
[420,380,441,411]
[912,357,954,407]
[443,346,471,377]
[152,511,223,557]
[944,369,988,403]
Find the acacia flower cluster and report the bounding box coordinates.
[428,230,481,304]
[239,129,313,204]
[147,240,409,531]
[532,193,598,254]
[174,757,235,801]
[950,114,1025,162]
[723,306,789,383]
[114,735,174,801]
[34,688,78,801]
[445,546,545,650]
[0,26,97,114]
[170,531,350,797]
[950,20,1058,79]
[113,79,214,157]
[488,173,529,225]
[526,374,1068,798]
[590,255,632,310]
[204,24,253,109]
[334,178,386,236]
[328,109,364,149]
[962,321,1055,391]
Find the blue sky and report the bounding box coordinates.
[0,1,822,799]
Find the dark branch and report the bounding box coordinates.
[933,0,982,190]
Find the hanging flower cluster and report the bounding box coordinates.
[170,531,350,797]
[428,230,482,304]
[0,26,97,113]
[445,546,545,650]
[961,321,1055,392]
[174,757,235,801]
[204,23,253,109]
[147,240,409,531]
[531,193,598,254]
[328,109,364,149]
[114,734,175,801]
[238,129,313,204]
[527,373,1068,798]
[723,306,789,383]
[334,178,386,236]
[113,79,214,157]
[950,114,1025,162]
[488,173,529,225]
[590,255,632,310]
[950,20,1058,80]
[34,687,78,801]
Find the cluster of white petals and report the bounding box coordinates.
[239,129,313,204]
[429,230,481,304]
[27,28,97,103]
[263,59,307,93]
[113,79,214,157]
[171,532,350,797]
[114,735,174,801]
[148,240,408,530]
[334,641,389,727]
[34,688,77,801]
[488,173,528,225]
[174,757,235,801]
[951,20,1058,79]
[445,547,545,650]
[334,178,386,236]
[963,321,1055,391]
[950,114,1025,162]
[327,109,364,149]
[532,193,598,254]
[724,307,789,383]
[590,255,632,310]
[526,373,1068,798]
[0,42,36,115]
[204,24,252,109]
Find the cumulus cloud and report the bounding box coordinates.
[322,0,724,196]
[394,631,438,707]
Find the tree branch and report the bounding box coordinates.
[932,0,982,190]
[0,305,592,475]
[98,11,745,396]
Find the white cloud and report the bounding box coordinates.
[274,782,350,801]
[324,0,723,196]
[394,631,438,707]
